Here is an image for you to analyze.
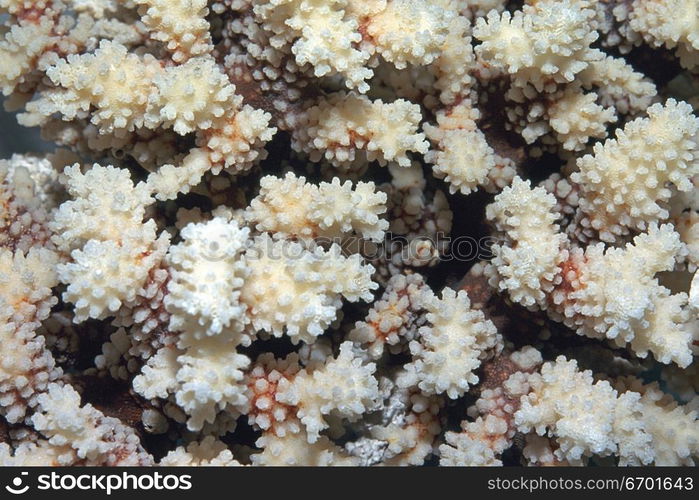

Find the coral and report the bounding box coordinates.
[515,356,649,464]
[368,392,442,466]
[627,0,699,70]
[275,342,379,442]
[173,336,249,431]
[31,383,153,465]
[199,105,276,174]
[486,177,566,309]
[571,99,699,243]
[51,164,170,321]
[253,0,373,92]
[240,234,377,344]
[0,314,60,424]
[0,0,697,469]
[577,54,657,117]
[363,0,452,70]
[292,92,428,169]
[439,347,543,465]
[488,176,694,367]
[164,216,250,341]
[398,287,502,399]
[251,430,358,466]
[431,12,475,105]
[546,89,616,152]
[242,352,302,437]
[474,0,600,91]
[515,357,699,465]
[44,40,163,134]
[246,172,388,243]
[0,158,54,253]
[349,273,430,359]
[424,101,499,195]
[153,57,239,136]
[159,436,240,466]
[134,0,213,63]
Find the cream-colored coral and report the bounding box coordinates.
[398,288,501,399]
[0,439,77,466]
[349,273,429,359]
[132,345,180,400]
[94,327,133,380]
[424,101,497,195]
[0,153,62,209]
[252,430,359,465]
[150,56,240,135]
[578,53,657,116]
[276,341,379,442]
[1,0,698,470]
[629,0,699,70]
[293,92,428,168]
[0,0,33,15]
[134,338,249,432]
[50,163,154,252]
[70,0,120,18]
[246,172,388,243]
[0,243,61,424]
[486,177,566,309]
[431,13,475,104]
[146,148,215,201]
[440,347,544,465]
[239,234,377,343]
[515,357,699,465]
[364,0,452,69]
[0,16,55,95]
[515,357,652,464]
[0,160,54,253]
[45,40,163,134]
[59,236,169,321]
[370,393,441,466]
[440,424,502,466]
[135,0,213,63]
[51,164,170,321]
[242,352,302,437]
[572,99,699,242]
[547,89,616,152]
[31,383,153,465]
[159,436,240,466]
[487,176,693,366]
[474,0,600,91]
[173,336,249,431]
[164,216,250,341]
[198,105,276,174]
[553,225,693,367]
[0,246,58,324]
[0,313,61,424]
[614,376,699,465]
[253,0,372,92]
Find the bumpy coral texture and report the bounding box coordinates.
[572,99,699,242]
[246,172,388,242]
[292,92,428,168]
[399,288,501,399]
[0,0,697,468]
[474,0,600,91]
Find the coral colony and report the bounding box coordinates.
[1,0,699,467]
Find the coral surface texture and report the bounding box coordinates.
[0,0,698,467]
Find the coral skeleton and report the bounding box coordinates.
[0,0,697,467]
